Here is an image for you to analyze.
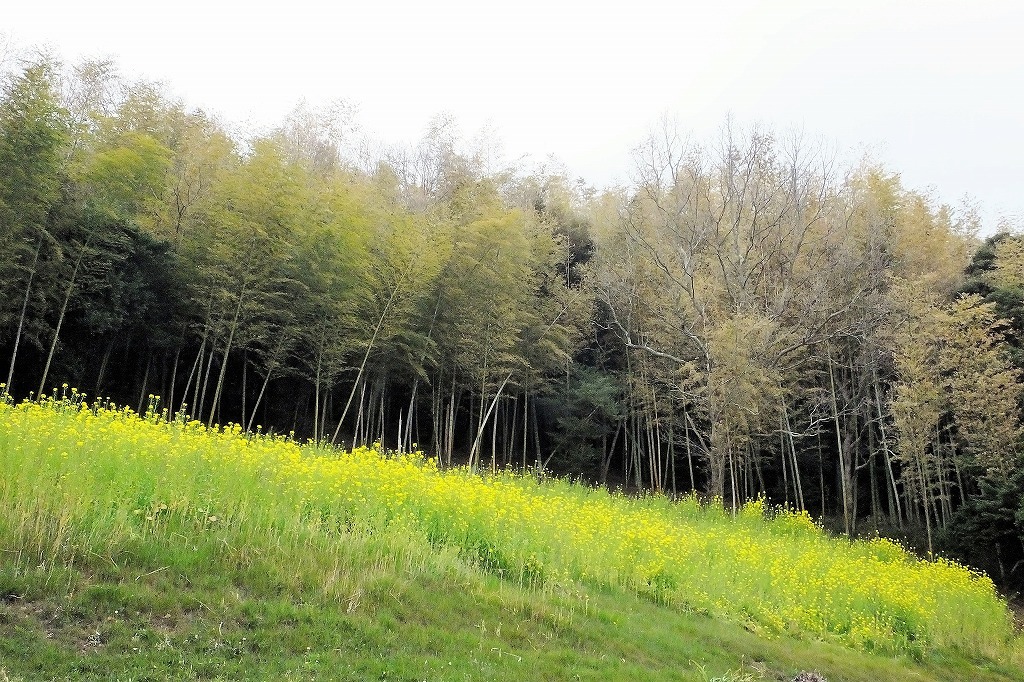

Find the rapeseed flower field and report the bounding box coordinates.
[0,392,1014,658]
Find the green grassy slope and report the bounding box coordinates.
[1,395,1021,681]
[1,551,1020,682]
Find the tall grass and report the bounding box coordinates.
[0,391,1015,658]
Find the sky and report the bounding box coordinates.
[4,0,1023,232]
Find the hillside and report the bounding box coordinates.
[6,55,1024,604]
[1,394,1022,681]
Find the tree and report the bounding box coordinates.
[182,140,301,425]
[594,121,848,503]
[0,58,69,395]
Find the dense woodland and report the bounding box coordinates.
[4,56,1024,588]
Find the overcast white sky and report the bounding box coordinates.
[4,0,1023,232]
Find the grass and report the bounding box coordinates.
[1,390,1022,680]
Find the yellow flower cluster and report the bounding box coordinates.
[0,395,1013,656]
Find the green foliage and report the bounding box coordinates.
[79,130,171,221]
[940,468,1024,590]
[0,59,67,235]
[0,59,68,341]
[541,365,623,473]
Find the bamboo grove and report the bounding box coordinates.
[3,57,1024,584]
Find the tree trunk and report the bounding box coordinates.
[916,455,934,557]
[669,425,677,498]
[181,323,209,416]
[246,361,277,433]
[354,379,367,448]
[469,371,512,473]
[827,349,851,536]
[94,337,115,397]
[38,234,93,396]
[522,388,529,470]
[508,394,518,468]
[817,432,826,518]
[5,236,42,396]
[241,350,247,429]
[781,397,804,511]
[446,376,457,466]
[873,379,903,529]
[780,412,790,507]
[208,280,248,427]
[379,389,386,446]
[491,397,498,474]
[136,355,151,414]
[403,388,413,452]
[531,397,542,472]
[313,342,323,441]
[197,339,216,423]
[601,419,623,485]
[330,282,402,445]
[168,347,181,418]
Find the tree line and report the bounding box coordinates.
[3,55,1024,587]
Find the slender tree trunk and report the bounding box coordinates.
[780,397,804,511]
[508,394,518,468]
[502,396,510,466]
[924,457,942,533]
[780,412,790,507]
[490,398,498,474]
[754,444,766,497]
[291,395,302,436]
[379,390,385,446]
[446,376,457,466]
[197,340,216,423]
[365,380,376,446]
[531,397,542,472]
[651,385,662,492]
[936,425,953,525]
[330,282,402,444]
[873,379,903,529]
[137,355,151,414]
[94,337,115,397]
[320,387,330,443]
[39,234,93,396]
[728,433,738,516]
[467,392,476,464]
[405,390,413,452]
[682,401,695,493]
[647,421,657,491]
[241,350,247,429]
[208,280,248,428]
[354,379,367,448]
[916,455,934,557]
[469,371,513,473]
[868,429,880,530]
[623,416,632,488]
[246,361,277,432]
[430,373,441,454]
[601,419,623,485]
[181,324,209,416]
[631,412,642,489]
[669,425,676,498]
[5,236,42,397]
[313,343,323,441]
[817,432,826,519]
[827,349,851,536]
[522,388,529,470]
[168,347,180,418]
[952,451,967,507]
